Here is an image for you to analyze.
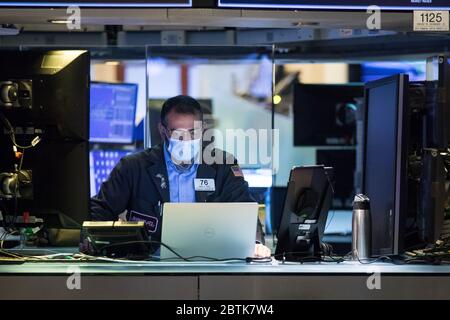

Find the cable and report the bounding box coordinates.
[10,178,19,231]
[97,240,272,263]
[0,112,40,150]
[342,249,394,264]
[272,248,398,265]
[324,209,335,233]
[18,148,25,171]
[320,242,335,256]
[271,251,322,263]
[271,249,347,264]
[354,255,393,265]
[0,248,23,259]
[322,255,345,263]
[158,256,271,263]
[99,240,186,261]
[0,113,40,233]
[402,250,450,265]
[0,229,18,250]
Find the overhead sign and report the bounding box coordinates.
[218,0,450,10]
[0,0,191,7]
[414,10,449,31]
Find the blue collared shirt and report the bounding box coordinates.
[163,144,199,203]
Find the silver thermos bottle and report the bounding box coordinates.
[352,194,372,260]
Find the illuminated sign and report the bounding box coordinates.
[218,0,450,10]
[0,0,191,7]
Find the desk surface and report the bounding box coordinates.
[1,247,450,274]
[2,248,450,300]
[1,260,450,300]
[1,259,450,274]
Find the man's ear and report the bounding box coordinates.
[158,122,166,140]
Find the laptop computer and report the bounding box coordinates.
[160,202,259,261]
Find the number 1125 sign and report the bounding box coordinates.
[414,11,449,31]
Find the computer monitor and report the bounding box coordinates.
[419,56,450,244]
[363,74,410,256]
[270,186,288,233]
[29,141,90,226]
[316,149,356,209]
[89,149,133,197]
[0,50,90,226]
[90,82,138,144]
[275,165,334,260]
[425,56,450,150]
[361,61,426,83]
[293,83,364,146]
[0,50,90,140]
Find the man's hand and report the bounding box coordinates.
[254,243,271,258]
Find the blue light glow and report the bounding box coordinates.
[0,1,192,7]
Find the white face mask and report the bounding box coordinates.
[167,138,201,164]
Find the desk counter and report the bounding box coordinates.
[1,259,449,300]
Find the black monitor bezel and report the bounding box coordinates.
[274,165,334,260]
[362,73,410,256]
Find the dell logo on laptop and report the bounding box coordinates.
[204,227,215,238]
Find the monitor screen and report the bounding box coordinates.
[361,61,426,83]
[90,149,134,197]
[0,0,191,7]
[218,0,450,10]
[90,82,138,144]
[363,74,409,255]
[293,83,364,146]
[316,149,356,209]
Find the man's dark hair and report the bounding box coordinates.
[160,95,203,126]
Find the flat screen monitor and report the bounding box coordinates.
[0,50,90,225]
[316,149,356,209]
[293,83,364,146]
[363,74,409,256]
[0,50,90,140]
[89,149,134,197]
[275,165,334,260]
[90,82,138,144]
[0,1,192,7]
[218,0,450,10]
[361,61,426,83]
[270,186,287,233]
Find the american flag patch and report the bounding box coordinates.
[231,165,244,177]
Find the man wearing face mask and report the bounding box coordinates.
[90,95,270,258]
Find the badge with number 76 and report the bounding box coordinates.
[194,178,215,192]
